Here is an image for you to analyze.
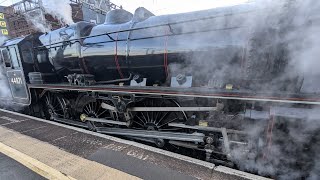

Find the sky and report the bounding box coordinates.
[111,0,250,15]
[1,0,249,15]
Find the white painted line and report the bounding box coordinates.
[1,119,29,126]
[52,135,68,142]
[215,166,274,180]
[21,126,47,133]
[0,142,76,180]
[0,116,20,122]
[0,108,215,170]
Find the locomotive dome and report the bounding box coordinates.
[105,9,133,24]
[132,7,155,22]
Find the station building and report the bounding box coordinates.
[2,0,117,38]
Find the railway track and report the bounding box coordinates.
[0,108,271,180]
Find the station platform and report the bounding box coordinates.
[0,153,44,180]
[0,109,270,180]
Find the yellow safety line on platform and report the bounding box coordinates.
[0,142,76,180]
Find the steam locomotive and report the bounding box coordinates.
[0,1,319,178]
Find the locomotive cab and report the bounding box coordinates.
[0,33,51,105]
[0,38,30,105]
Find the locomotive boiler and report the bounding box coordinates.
[1,1,320,179]
[34,4,309,93]
[37,5,253,87]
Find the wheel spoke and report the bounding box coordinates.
[88,103,92,112]
[151,99,154,122]
[83,108,89,114]
[47,94,51,104]
[52,94,56,105]
[44,94,67,119]
[97,109,108,117]
[154,110,160,122]
[134,121,144,127]
[156,112,169,126]
[158,117,178,128]
[85,106,90,114]
[143,102,151,122]
[53,103,60,109]
[146,112,151,122]
[45,96,50,105]
[82,101,114,130]
[92,102,96,112]
[136,115,147,124]
[93,102,96,112]
[154,100,164,123]
[132,99,186,132]
[140,112,148,123]
[97,103,102,114]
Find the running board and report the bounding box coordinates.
[96,127,205,143]
[101,102,217,112]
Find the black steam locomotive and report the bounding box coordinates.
[0,2,319,178]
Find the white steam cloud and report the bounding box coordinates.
[223,0,320,179]
[0,35,12,100]
[25,11,51,33]
[0,35,6,45]
[166,0,320,179]
[41,0,74,25]
[21,0,74,33]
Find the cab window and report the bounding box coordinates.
[37,50,49,63]
[1,49,11,68]
[0,50,3,64]
[22,42,34,64]
[22,49,34,64]
[9,47,20,68]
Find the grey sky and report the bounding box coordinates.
[1,0,249,15]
